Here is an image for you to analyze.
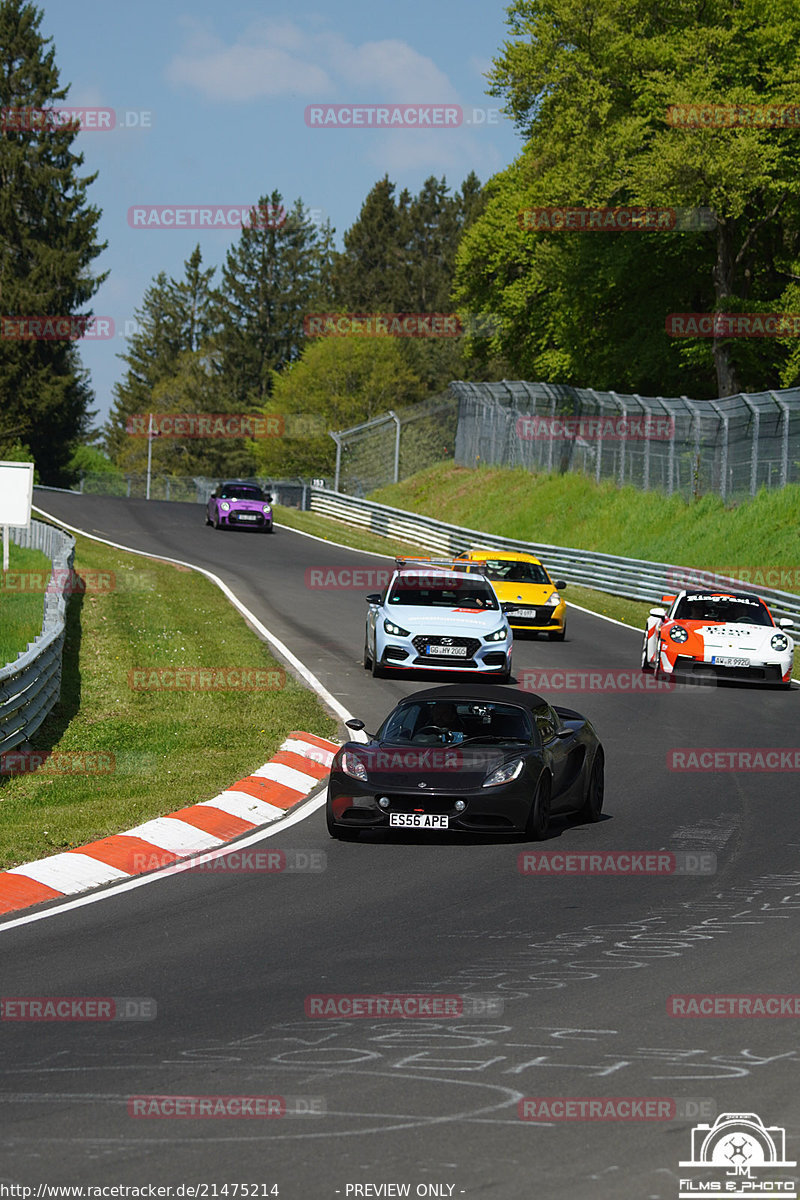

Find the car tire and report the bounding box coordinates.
[526,774,552,841]
[213,511,221,530]
[549,625,566,641]
[641,635,653,672]
[579,749,604,823]
[371,653,386,679]
[363,640,372,671]
[205,512,212,526]
[263,525,274,534]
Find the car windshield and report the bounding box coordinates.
[672,594,773,626]
[379,700,531,745]
[219,485,265,501]
[388,579,498,609]
[471,559,550,585]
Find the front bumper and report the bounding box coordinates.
[223,509,272,529]
[503,602,566,633]
[670,653,790,684]
[377,631,511,674]
[327,777,531,834]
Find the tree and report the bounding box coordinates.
[215,193,334,406]
[255,337,426,478]
[0,0,107,483]
[457,0,800,398]
[105,246,218,461]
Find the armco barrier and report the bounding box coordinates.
[0,521,76,756]
[308,488,800,626]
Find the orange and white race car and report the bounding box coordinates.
[641,589,794,687]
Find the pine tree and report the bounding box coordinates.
[0,0,107,483]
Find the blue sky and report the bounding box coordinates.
[38,0,524,431]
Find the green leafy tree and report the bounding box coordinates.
[255,338,426,478]
[0,0,107,483]
[456,0,800,398]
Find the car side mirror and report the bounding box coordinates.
[266,494,273,503]
[779,618,794,628]
[365,593,381,604]
[346,718,365,731]
[649,607,667,618]
[555,580,567,590]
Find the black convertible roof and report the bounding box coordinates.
[399,683,547,709]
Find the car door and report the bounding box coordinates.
[533,702,582,810]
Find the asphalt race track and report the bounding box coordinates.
[1,491,799,1198]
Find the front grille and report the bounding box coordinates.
[229,511,266,527]
[384,794,456,815]
[412,635,481,658]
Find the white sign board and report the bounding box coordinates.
[0,461,34,527]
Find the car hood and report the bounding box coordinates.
[679,622,786,648]
[339,743,516,791]
[385,605,505,632]
[224,498,270,510]
[492,582,557,603]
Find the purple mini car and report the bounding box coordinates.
[206,481,274,532]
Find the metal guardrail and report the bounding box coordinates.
[309,488,800,627]
[0,520,76,756]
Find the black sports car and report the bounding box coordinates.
[326,684,604,840]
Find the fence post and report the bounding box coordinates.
[708,400,729,500]
[769,391,791,488]
[388,410,401,483]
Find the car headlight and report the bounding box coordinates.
[262,505,271,515]
[771,633,789,651]
[483,759,524,788]
[669,625,689,643]
[383,619,410,637]
[546,593,560,606]
[342,751,368,782]
[220,502,230,511]
[486,627,508,642]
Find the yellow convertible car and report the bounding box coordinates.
[455,548,568,640]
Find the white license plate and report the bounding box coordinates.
[389,812,449,829]
[238,513,258,520]
[512,609,540,618]
[712,655,749,667]
[426,644,467,657]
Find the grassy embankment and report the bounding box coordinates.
[276,462,800,629]
[0,533,336,870]
[0,544,53,665]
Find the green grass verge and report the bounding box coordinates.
[371,463,800,595]
[0,544,52,665]
[0,534,336,871]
